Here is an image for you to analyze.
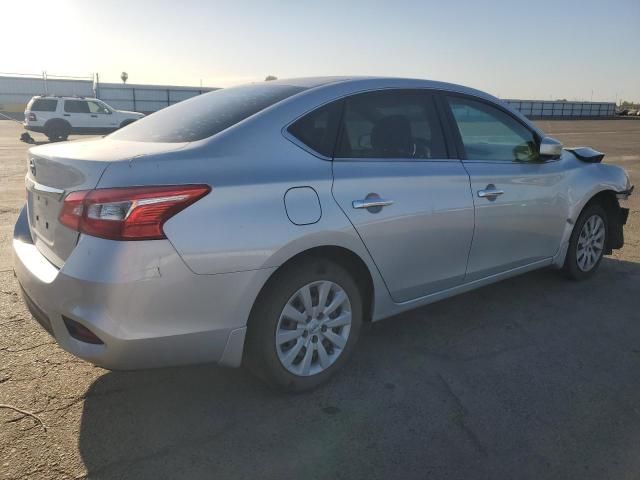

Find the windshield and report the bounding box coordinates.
[109,84,306,143]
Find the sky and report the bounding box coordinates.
[2,0,639,101]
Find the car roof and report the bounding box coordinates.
[266,76,491,98]
[267,76,542,136]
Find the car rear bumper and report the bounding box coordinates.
[24,124,46,133]
[13,206,274,370]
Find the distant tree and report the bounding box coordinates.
[555,98,568,102]
[121,72,128,84]
[265,75,278,81]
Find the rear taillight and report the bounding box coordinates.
[59,185,210,240]
[28,112,37,121]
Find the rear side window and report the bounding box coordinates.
[109,84,306,143]
[287,101,342,157]
[64,100,90,113]
[335,91,447,159]
[30,99,58,112]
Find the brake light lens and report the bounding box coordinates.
[28,112,37,121]
[59,185,210,240]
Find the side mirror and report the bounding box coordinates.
[539,136,563,158]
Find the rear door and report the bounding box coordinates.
[63,99,92,130]
[443,94,568,281]
[331,90,474,302]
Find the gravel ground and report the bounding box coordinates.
[1,119,639,480]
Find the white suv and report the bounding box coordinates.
[24,96,144,141]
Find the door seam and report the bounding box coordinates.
[329,160,396,300]
[460,160,476,284]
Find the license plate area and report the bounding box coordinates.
[27,187,62,245]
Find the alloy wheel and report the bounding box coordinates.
[576,214,605,272]
[275,280,352,376]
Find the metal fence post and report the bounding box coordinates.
[132,88,137,112]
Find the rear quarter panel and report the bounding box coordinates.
[94,117,377,275]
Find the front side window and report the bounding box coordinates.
[31,99,58,112]
[109,84,306,143]
[447,96,539,162]
[64,100,90,114]
[335,91,446,160]
[88,101,110,114]
[287,101,342,157]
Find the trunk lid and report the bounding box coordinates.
[25,138,188,267]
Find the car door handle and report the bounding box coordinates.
[63,114,70,117]
[477,188,504,199]
[352,198,394,209]
[90,114,98,118]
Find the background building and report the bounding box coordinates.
[0,73,616,120]
[0,73,216,118]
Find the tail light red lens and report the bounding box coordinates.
[59,185,210,240]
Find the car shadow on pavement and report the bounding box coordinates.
[77,258,640,480]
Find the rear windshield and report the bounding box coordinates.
[30,99,58,112]
[109,84,306,143]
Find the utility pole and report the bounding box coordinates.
[93,72,100,98]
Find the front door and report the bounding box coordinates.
[444,94,568,281]
[331,90,474,303]
[87,100,118,132]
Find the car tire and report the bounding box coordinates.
[563,203,608,280]
[244,257,363,392]
[119,119,136,129]
[45,120,70,142]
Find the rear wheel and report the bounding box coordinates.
[563,203,608,280]
[244,258,362,392]
[45,120,70,142]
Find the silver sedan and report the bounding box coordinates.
[13,77,633,391]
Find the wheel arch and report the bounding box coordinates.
[119,119,135,129]
[250,245,376,326]
[555,187,625,267]
[580,189,624,253]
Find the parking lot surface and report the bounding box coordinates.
[1,120,639,480]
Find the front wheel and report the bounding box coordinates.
[244,258,363,392]
[563,203,608,280]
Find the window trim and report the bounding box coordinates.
[439,92,551,164]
